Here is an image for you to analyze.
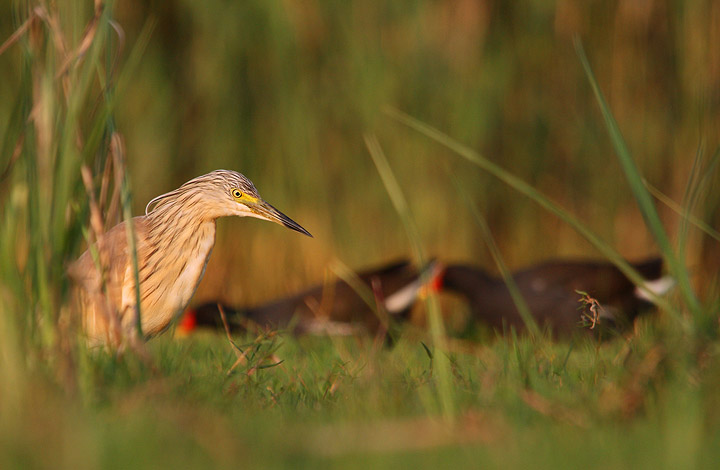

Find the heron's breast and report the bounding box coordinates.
[137,222,217,335]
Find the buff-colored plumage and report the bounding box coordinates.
[69,170,311,347]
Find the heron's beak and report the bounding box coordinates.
[253,200,313,237]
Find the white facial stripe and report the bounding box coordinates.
[634,276,676,302]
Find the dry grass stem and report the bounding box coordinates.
[0,7,40,56]
[55,1,104,78]
[577,291,605,330]
[0,133,25,182]
[80,164,123,348]
[218,304,249,376]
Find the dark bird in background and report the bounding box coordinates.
[178,256,673,341]
[178,260,434,337]
[436,257,673,337]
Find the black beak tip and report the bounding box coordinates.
[284,221,313,238]
[263,201,313,238]
[297,226,314,238]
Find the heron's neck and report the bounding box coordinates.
[175,220,216,299]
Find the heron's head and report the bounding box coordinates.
[146,169,312,237]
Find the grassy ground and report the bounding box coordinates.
[2,328,720,469]
[1,1,720,468]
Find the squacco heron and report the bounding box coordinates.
[69,169,311,346]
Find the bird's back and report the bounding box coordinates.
[68,217,147,344]
[247,259,419,332]
[440,258,665,337]
[183,260,422,336]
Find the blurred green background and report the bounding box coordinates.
[1,0,718,306]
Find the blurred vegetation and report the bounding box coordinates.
[1,0,719,468]
[3,0,718,305]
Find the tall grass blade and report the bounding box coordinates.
[364,133,456,420]
[109,134,143,339]
[677,145,704,256]
[643,146,720,245]
[51,7,110,266]
[645,181,720,243]
[574,38,701,320]
[449,172,541,338]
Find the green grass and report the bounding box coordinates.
[1,0,720,468]
[2,331,719,469]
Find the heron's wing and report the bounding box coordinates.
[68,216,151,308]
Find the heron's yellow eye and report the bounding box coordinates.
[232,189,243,199]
